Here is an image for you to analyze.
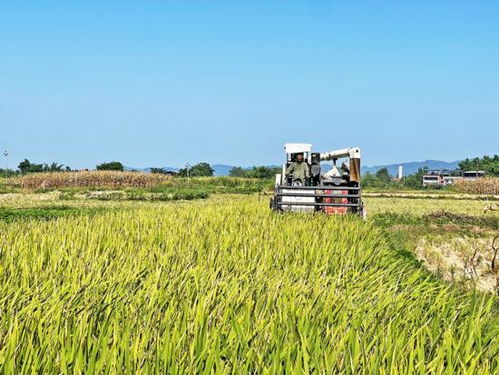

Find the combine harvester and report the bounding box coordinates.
[270,143,366,218]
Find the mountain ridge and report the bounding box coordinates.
[361,160,460,176]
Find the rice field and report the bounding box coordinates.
[0,196,498,373]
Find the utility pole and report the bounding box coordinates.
[3,150,8,178]
[185,163,191,185]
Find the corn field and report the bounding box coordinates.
[0,199,497,373]
[20,171,172,189]
[454,178,499,195]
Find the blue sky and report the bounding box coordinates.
[1,0,498,169]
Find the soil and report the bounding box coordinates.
[415,236,498,294]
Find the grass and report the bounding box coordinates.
[59,189,209,202]
[0,206,105,222]
[372,211,499,231]
[25,177,272,201]
[0,197,497,373]
[0,177,21,194]
[139,176,272,195]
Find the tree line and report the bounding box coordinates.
[3,154,497,182]
[459,154,499,176]
[229,166,281,179]
[362,167,427,189]
[0,159,126,176]
[2,159,281,179]
[152,164,280,178]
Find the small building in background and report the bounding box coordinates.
[461,171,486,180]
[422,169,486,187]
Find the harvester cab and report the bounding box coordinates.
[270,143,366,218]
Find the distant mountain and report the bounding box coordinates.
[212,164,235,176]
[361,160,460,176]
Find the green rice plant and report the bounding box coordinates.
[0,206,104,222]
[72,190,209,201]
[156,176,273,194]
[0,198,497,373]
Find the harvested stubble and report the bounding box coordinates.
[20,171,171,189]
[454,178,499,195]
[0,199,497,373]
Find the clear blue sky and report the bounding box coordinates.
[1,0,498,169]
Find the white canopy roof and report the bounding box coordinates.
[284,143,312,154]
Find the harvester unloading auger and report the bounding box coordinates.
[270,143,366,218]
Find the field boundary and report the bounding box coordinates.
[364,192,499,201]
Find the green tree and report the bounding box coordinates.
[229,167,246,177]
[361,168,395,189]
[459,154,499,176]
[178,162,214,177]
[18,159,32,174]
[43,162,65,172]
[150,168,167,174]
[229,166,281,179]
[18,159,69,174]
[245,166,280,179]
[361,172,378,188]
[96,161,124,171]
[375,168,391,183]
[18,159,43,174]
[402,167,428,189]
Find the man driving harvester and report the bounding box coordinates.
[286,152,310,184]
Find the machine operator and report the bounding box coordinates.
[286,153,310,183]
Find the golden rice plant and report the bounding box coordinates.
[20,171,171,189]
[454,178,499,195]
[365,196,497,216]
[0,198,497,373]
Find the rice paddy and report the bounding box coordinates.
[0,194,498,373]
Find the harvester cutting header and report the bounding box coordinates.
[270,143,365,218]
